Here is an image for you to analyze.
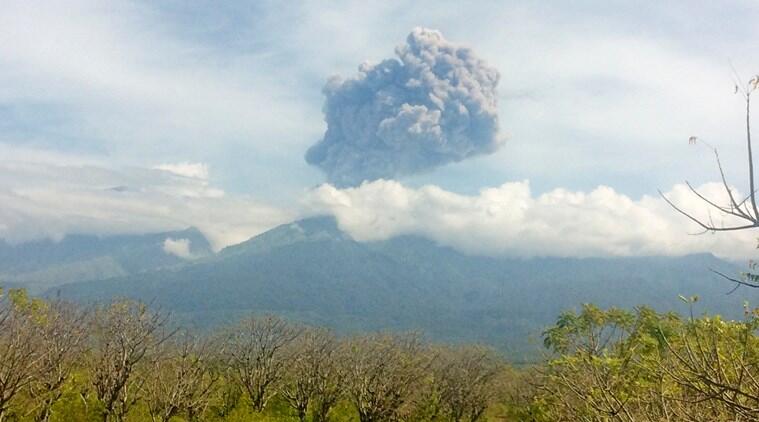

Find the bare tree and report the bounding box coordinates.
[0,291,43,422]
[26,300,89,422]
[344,333,429,422]
[660,74,759,288]
[222,315,301,413]
[86,300,174,422]
[280,327,344,422]
[433,346,502,422]
[141,331,219,422]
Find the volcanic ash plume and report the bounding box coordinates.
[305,28,502,187]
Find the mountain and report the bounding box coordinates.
[0,228,212,293]
[43,216,759,359]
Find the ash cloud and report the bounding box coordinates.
[305,28,503,187]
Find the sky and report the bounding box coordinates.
[2,0,759,259]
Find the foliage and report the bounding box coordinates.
[518,303,759,421]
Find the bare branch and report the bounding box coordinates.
[713,149,755,220]
[221,315,302,413]
[87,300,175,422]
[710,268,759,289]
[658,190,757,232]
[685,181,754,222]
[745,94,759,221]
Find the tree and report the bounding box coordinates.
[658,303,759,420]
[433,346,502,422]
[660,74,759,288]
[26,299,89,422]
[0,289,44,422]
[530,303,759,421]
[344,333,429,422]
[222,315,301,413]
[141,332,219,422]
[280,327,344,422]
[86,300,174,422]
[540,305,643,421]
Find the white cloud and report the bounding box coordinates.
[304,179,759,260]
[2,149,758,261]
[154,162,209,180]
[0,158,293,251]
[163,237,192,259]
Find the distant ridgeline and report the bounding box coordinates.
[1,216,755,359]
[0,228,212,294]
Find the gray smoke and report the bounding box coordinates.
[305,28,502,187]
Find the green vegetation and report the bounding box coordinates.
[515,301,759,421]
[3,287,759,421]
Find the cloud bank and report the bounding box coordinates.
[305,180,758,260]
[2,150,756,261]
[305,27,502,187]
[0,158,292,251]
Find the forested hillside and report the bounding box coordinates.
[48,217,755,358]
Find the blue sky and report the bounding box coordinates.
[2,1,759,258]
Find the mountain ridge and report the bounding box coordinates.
[0,227,212,293]
[39,217,756,358]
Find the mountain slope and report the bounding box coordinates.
[0,228,212,293]
[50,217,757,358]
